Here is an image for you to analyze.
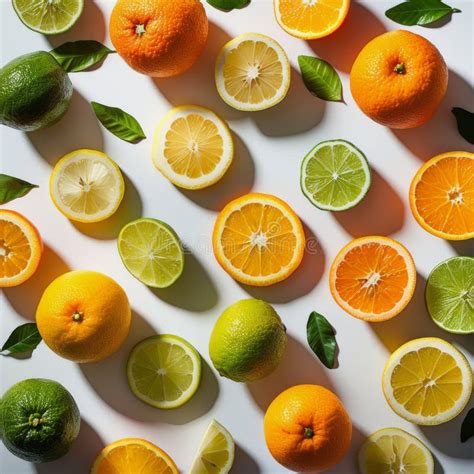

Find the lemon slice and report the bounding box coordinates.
[358,428,434,474]
[153,105,233,190]
[382,338,472,425]
[215,33,291,111]
[50,149,124,223]
[190,419,235,474]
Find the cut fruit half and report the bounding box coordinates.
[127,334,202,409]
[301,139,371,211]
[358,428,434,474]
[190,419,235,474]
[153,105,234,190]
[215,33,291,111]
[330,236,416,321]
[382,338,473,425]
[49,149,124,223]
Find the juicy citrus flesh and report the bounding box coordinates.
[127,335,201,409]
[383,338,473,425]
[301,139,371,211]
[190,419,235,474]
[216,33,290,111]
[0,210,42,288]
[118,218,184,288]
[330,236,416,321]
[50,149,124,223]
[91,438,178,474]
[213,193,305,286]
[274,0,350,39]
[358,428,434,474]
[410,152,474,240]
[153,105,234,189]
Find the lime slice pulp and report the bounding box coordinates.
[127,335,202,409]
[426,256,474,334]
[118,218,184,288]
[301,139,371,211]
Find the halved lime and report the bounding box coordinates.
[127,334,202,409]
[118,218,184,288]
[13,0,84,35]
[190,419,235,474]
[301,139,371,211]
[426,256,474,334]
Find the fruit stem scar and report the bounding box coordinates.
[304,427,314,438]
[135,24,146,36]
[72,311,83,322]
[29,413,42,428]
[394,63,405,74]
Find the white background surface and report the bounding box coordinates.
[1,1,473,473]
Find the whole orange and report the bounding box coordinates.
[350,30,448,129]
[264,384,352,472]
[36,270,131,363]
[109,0,208,77]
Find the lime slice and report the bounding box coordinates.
[190,419,235,474]
[118,218,184,288]
[426,256,474,334]
[301,139,371,211]
[13,0,84,35]
[127,335,202,409]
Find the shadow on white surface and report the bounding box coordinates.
[326,424,367,474]
[449,239,474,257]
[234,444,261,474]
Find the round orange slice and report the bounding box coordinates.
[330,236,416,322]
[91,438,178,474]
[274,0,351,39]
[213,193,305,286]
[409,151,473,240]
[0,210,42,288]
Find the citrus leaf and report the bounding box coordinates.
[306,311,338,369]
[298,56,343,102]
[91,102,146,143]
[51,41,115,72]
[461,408,474,442]
[0,174,38,204]
[452,107,474,144]
[207,0,250,11]
[385,0,461,26]
[1,323,42,356]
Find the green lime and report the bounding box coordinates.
[0,51,73,131]
[426,256,474,334]
[118,218,185,288]
[12,0,84,35]
[127,334,202,409]
[0,378,80,463]
[209,299,287,382]
[300,139,371,211]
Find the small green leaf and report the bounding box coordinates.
[306,311,338,369]
[461,408,474,443]
[1,323,42,356]
[452,107,474,144]
[207,0,251,12]
[0,174,38,204]
[385,0,461,26]
[91,102,146,144]
[298,56,343,102]
[51,40,115,72]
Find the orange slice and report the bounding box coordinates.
[330,236,416,322]
[0,210,42,288]
[91,438,178,474]
[409,151,473,240]
[213,193,305,286]
[274,0,350,39]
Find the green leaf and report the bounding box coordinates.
[385,0,461,26]
[306,311,338,369]
[452,107,474,144]
[461,408,474,442]
[298,56,343,102]
[51,40,115,72]
[91,102,146,143]
[207,0,251,12]
[0,174,38,204]
[1,323,42,356]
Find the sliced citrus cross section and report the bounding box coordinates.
[330,236,416,321]
[213,193,305,286]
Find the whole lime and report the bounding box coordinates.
[0,378,80,463]
[0,51,73,131]
[209,299,287,382]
